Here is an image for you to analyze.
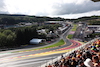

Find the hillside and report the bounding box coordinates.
[72,16,100,25]
[0,14,65,25]
[0,14,100,25]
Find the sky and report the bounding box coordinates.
[0,0,100,19]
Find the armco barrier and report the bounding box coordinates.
[39,37,100,67]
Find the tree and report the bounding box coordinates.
[38,33,47,39]
[0,33,7,48]
[15,27,38,45]
[6,33,16,47]
[0,30,16,48]
[3,30,13,35]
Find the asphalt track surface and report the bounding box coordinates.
[0,26,83,67]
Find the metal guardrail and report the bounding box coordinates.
[39,37,100,67]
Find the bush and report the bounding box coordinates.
[68,34,73,39]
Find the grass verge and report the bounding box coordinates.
[40,39,65,49]
[71,24,78,31]
[67,24,78,39]
[68,34,73,39]
[13,39,65,53]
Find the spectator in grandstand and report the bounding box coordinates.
[47,64,52,67]
[92,55,100,67]
[97,52,100,60]
[76,60,86,67]
[84,58,94,67]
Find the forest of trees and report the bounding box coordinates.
[0,27,38,48]
[72,16,100,25]
[0,14,100,25]
[0,14,65,25]
[88,20,100,25]
[0,24,61,49]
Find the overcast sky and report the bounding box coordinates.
[0,0,100,19]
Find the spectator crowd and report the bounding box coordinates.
[46,39,100,67]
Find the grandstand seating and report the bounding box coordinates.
[42,38,100,67]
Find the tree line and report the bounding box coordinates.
[88,20,100,25]
[72,16,100,24]
[0,14,65,25]
[0,14,100,25]
[0,24,61,48]
[0,27,38,48]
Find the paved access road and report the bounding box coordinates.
[0,26,82,67]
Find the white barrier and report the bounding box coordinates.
[39,37,100,67]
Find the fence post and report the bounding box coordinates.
[40,63,41,67]
[46,60,47,66]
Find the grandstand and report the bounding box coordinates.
[40,37,100,67]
